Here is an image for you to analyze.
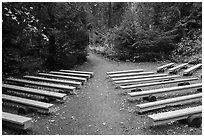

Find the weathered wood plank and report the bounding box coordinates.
[183,64,202,76]
[38,73,87,82]
[148,106,202,126]
[107,69,143,75]
[109,71,155,78]
[2,112,32,130]
[49,71,91,79]
[128,83,202,98]
[60,69,94,76]
[120,77,198,90]
[6,78,76,92]
[114,75,180,85]
[157,63,174,72]
[112,74,168,81]
[23,75,82,87]
[2,84,67,101]
[2,94,54,114]
[169,63,188,74]
[136,93,202,113]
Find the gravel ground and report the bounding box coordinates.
[2,53,202,135]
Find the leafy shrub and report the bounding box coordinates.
[110,21,176,61]
[171,30,202,62]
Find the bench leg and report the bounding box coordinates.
[143,95,157,102]
[157,69,165,73]
[18,107,29,115]
[197,88,202,92]
[131,88,142,92]
[41,98,53,103]
[187,115,202,128]
[178,82,190,86]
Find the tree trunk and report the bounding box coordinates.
[108,2,112,28]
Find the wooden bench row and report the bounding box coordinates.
[157,63,202,76]
[148,106,202,127]
[106,67,202,128]
[49,71,91,79]
[3,84,67,101]
[120,77,198,90]
[115,75,180,85]
[107,69,144,75]
[128,83,202,99]
[6,78,76,93]
[157,63,174,73]
[38,73,87,83]
[24,75,82,87]
[2,112,32,130]
[109,71,155,78]
[112,73,168,81]
[2,69,94,131]
[183,64,202,76]
[3,94,54,114]
[60,69,94,77]
[136,93,202,113]
[169,63,188,74]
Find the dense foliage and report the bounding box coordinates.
[89,2,202,62]
[2,2,89,77]
[2,2,202,77]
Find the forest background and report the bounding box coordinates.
[2,2,202,77]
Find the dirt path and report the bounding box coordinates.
[3,53,202,135]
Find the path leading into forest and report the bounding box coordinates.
[32,53,156,135]
[3,53,201,135]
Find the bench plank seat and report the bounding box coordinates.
[60,69,94,76]
[3,84,67,101]
[38,73,87,82]
[169,63,188,74]
[120,77,198,90]
[148,106,202,126]
[128,83,202,98]
[107,69,143,75]
[112,74,168,81]
[6,78,76,92]
[109,71,155,78]
[136,93,202,113]
[157,63,174,72]
[3,94,54,114]
[2,112,32,130]
[50,71,91,78]
[183,64,202,76]
[114,75,180,85]
[23,75,82,87]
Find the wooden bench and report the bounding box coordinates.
[3,94,54,114]
[136,93,202,113]
[169,63,188,74]
[60,69,94,77]
[49,71,91,79]
[148,106,202,127]
[128,83,202,99]
[157,63,174,73]
[6,78,76,93]
[23,75,82,87]
[2,84,67,101]
[109,71,155,78]
[38,73,87,83]
[2,112,32,130]
[183,64,202,76]
[107,69,143,75]
[120,77,198,90]
[114,75,180,85]
[112,74,168,81]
